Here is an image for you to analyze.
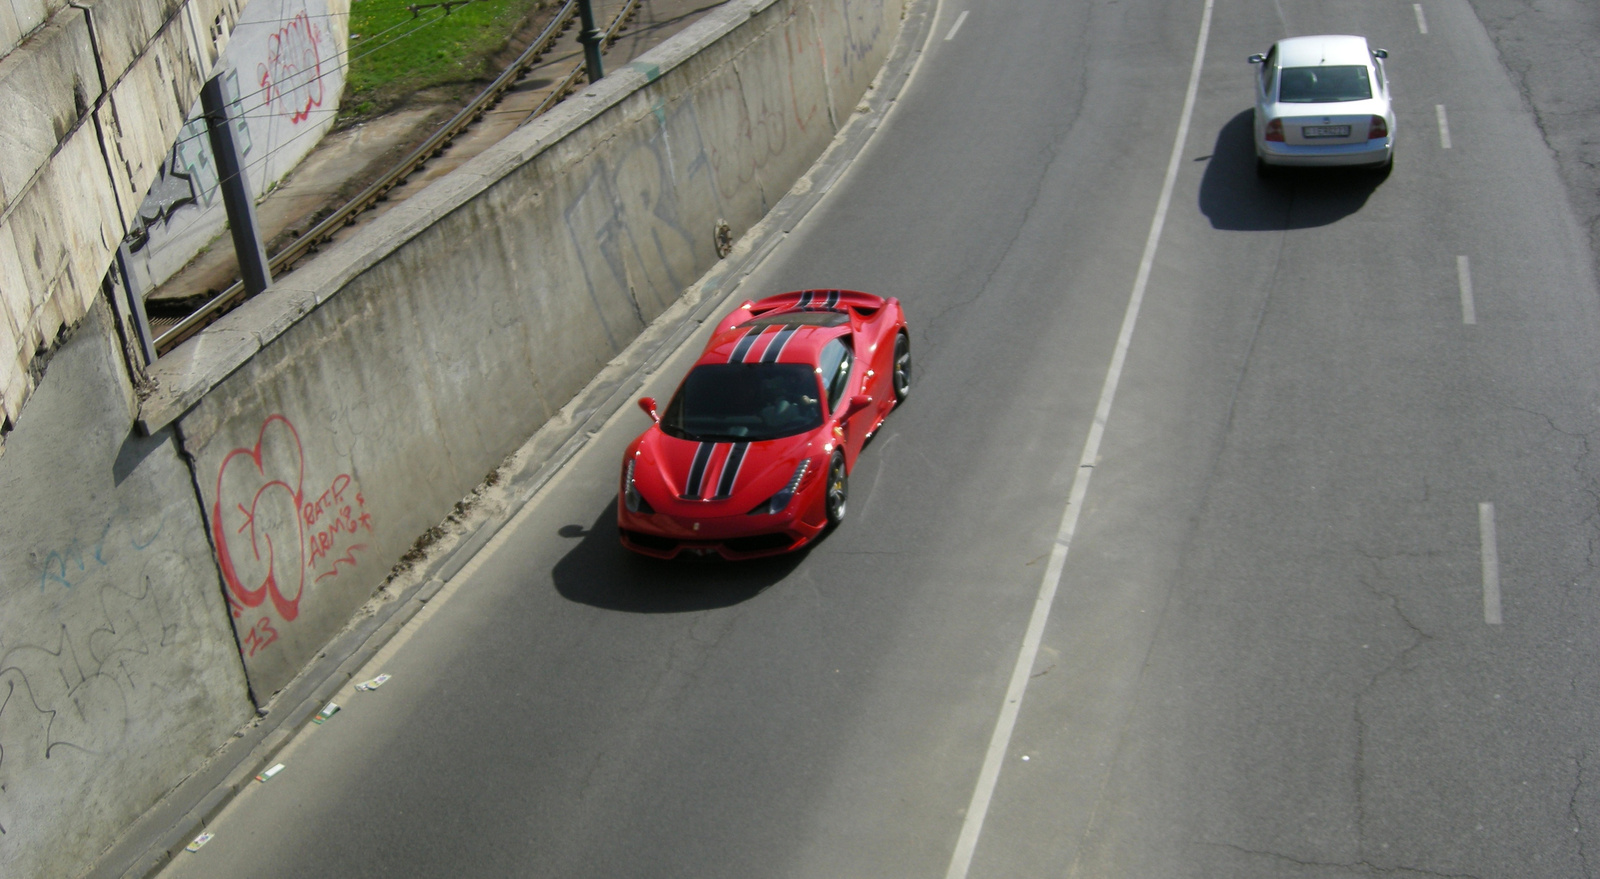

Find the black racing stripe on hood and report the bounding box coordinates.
[683,442,714,499]
[713,443,749,499]
[760,325,800,363]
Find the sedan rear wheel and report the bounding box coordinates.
[825,452,848,526]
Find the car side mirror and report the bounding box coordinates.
[842,394,873,419]
[1372,48,1388,59]
[1247,53,1265,64]
[638,397,659,423]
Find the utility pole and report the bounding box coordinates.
[576,0,604,83]
[201,74,272,297]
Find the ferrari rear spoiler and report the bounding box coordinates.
[721,289,887,327]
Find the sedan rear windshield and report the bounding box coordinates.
[661,363,823,442]
[1278,65,1372,102]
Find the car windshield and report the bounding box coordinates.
[660,363,824,442]
[1278,65,1372,102]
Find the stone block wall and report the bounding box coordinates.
[0,0,244,442]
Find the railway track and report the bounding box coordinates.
[153,0,643,355]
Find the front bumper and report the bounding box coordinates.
[617,482,828,560]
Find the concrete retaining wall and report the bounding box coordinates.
[122,0,351,292]
[148,0,905,698]
[0,301,252,879]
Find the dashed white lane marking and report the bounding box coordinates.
[941,1,1216,878]
[1436,104,1453,149]
[945,10,968,41]
[1480,502,1502,625]
[1458,255,1476,325]
[1414,3,1428,34]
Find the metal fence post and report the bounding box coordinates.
[201,74,272,297]
[577,0,605,83]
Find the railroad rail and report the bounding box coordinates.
[154,0,642,355]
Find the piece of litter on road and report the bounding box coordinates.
[1021,755,1030,762]
[355,674,391,691]
[313,702,341,724]
[255,763,285,782]
[186,832,214,852]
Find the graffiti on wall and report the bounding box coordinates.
[124,2,337,264]
[259,10,326,125]
[837,0,889,79]
[0,517,180,834]
[558,0,894,351]
[124,70,252,253]
[703,69,792,205]
[212,415,374,659]
[562,98,715,347]
[703,0,883,207]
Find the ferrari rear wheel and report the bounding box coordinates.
[825,452,848,526]
[892,331,912,403]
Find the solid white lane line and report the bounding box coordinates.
[945,10,968,41]
[1414,3,1428,34]
[941,1,1215,877]
[1480,502,1502,624]
[1436,104,1453,149]
[1458,255,1476,325]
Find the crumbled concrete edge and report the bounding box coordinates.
[88,0,937,875]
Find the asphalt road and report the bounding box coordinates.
[159,0,1600,877]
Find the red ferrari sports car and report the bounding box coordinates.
[618,289,911,559]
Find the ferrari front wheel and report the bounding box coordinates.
[825,452,848,526]
[892,331,912,403]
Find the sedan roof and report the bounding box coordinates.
[1276,34,1372,68]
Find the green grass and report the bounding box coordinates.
[342,0,548,118]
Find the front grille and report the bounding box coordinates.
[621,529,678,552]
[724,533,794,553]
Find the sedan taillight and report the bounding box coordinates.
[1368,115,1389,139]
[1264,118,1285,142]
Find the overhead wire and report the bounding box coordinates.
[133,2,474,249]
[133,0,578,257]
[163,0,542,155]
[132,101,347,252]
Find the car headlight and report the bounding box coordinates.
[623,458,653,514]
[748,460,810,515]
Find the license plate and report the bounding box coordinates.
[1302,125,1351,138]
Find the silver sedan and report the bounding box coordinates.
[1249,34,1395,174]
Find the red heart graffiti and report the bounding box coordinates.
[212,414,307,621]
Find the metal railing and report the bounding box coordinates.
[154,0,641,355]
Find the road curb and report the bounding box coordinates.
[90,0,937,874]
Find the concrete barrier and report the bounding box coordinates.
[144,0,906,698]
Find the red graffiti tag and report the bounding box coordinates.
[303,474,374,582]
[258,9,325,124]
[242,616,280,657]
[213,415,307,621]
[212,416,379,659]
